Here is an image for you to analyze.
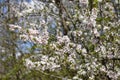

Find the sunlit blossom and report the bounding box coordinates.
[79,0,88,5]
[28,29,39,35]
[25,59,35,69]
[98,0,102,2]
[9,24,22,31]
[93,28,100,36]
[82,48,87,54]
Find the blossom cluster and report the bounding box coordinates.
[25,54,60,71]
[6,0,120,80]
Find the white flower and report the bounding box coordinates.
[84,32,87,35]
[72,31,77,37]
[41,66,46,71]
[53,7,59,14]
[81,71,86,75]
[95,47,100,52]
[41,39,48,45]
[83,19,88,24]
[25,59,35,69]
[9,24,22,31]
[79,15,84,20]
[91,8,98,18]
[103,26,110,30]
[80,0,88,5]
[89,75,95,80]
[37,2,45,10]
[76,44,82,52]
[40,61,46,65]
[93,28,98,34]
[63,36,70,43]
[28,29,39,35]
[68,55,76,64]
[100,66,106,72]
[98,0,102,2]
[107,53,114,59]
[73,75,79,80]
[93,28,100,36]
[50,63,60,70]
[77,31,83,36]
[57,36,70,44]
[49,57,56,61]
[100,45,106,54]
[107,71,117,79]
[21,9,33,15]
[41,20,46,26]
[50,43,57,50]
[49,3,54,8]
[41,55,48,61]
[82,48,87,53]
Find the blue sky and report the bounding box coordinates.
[0,0,32,13]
